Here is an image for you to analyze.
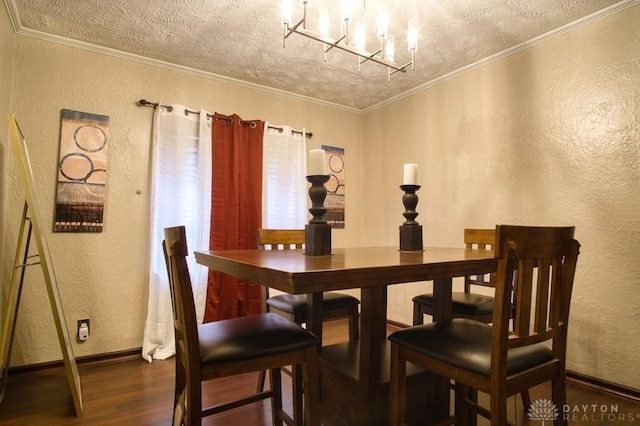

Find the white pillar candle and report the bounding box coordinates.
[403,163,418,185]
[308,149,327,175]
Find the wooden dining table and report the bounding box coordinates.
[195,245,497,426]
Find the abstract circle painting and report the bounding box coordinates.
[54,109,109,232]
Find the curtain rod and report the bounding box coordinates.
[137,99,311,136]
[268,125,313,138]
[137,98,173,112]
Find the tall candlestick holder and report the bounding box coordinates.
[399,184,424,251]
[305,174,332,255]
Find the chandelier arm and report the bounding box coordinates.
[358,48,383,65]
[290,27,408,72]
[390,60,414,76]
[324,35,347,53]
[389,59,414,78]
[284,19,306,47]
[284,19,306,40]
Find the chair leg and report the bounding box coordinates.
[270,368,284,426]
[489,388,508,426]
[348,308,359,340]
[303,346,321,426]
[454,382,477,426]
[552,375,568,426]
[520,389,531,411]
[174,359,186,419]
[412,302,425,325]
[172,389,186,426]
[256,369,267,393]
[389,343,407,426]
[292,364,304,424]
[184,373,202,426]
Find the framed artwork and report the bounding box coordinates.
[322,145,345,228]
[54,109,109,232]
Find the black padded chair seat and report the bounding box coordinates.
[266,292,360,316]
[412,292,495,316]
[388,318,553,377]
[199,313,318,364]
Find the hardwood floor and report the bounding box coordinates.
[1,320,638,425]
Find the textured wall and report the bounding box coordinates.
[1,31,363,366]
[2,1,638,392]
[0,0,15,307]
[363,5,640,389]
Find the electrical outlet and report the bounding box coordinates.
[77,319,90,341]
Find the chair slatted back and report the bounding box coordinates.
[257,229,305,301]
[258,229,305,250]
[493,226,580,356]
[463,228,496,291]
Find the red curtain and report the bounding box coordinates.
[204,113,265,322]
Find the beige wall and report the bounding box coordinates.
[0,0,16,302]
[2,3,638,391]
[364,5,640,389]
[0,19,364,366]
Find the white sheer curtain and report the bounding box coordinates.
[142,105,212,362]
[262,124,308,228]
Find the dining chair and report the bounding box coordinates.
[389,225,580,426]
[412,228,496,325]
[258,229,360,339]
[163,226,320,426]
[413,228,532,408]
[255,228,360,417]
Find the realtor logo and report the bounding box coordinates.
[528,399,559,424]
[529,400,640,423]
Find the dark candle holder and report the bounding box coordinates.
[399,184,424,252]
[305,174,332,255]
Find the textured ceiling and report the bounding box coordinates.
[6,0,633,110]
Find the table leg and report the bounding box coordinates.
[431,277,453,321]
[431,277,453,420]
[306,292,324,345]
[357,286,387,425]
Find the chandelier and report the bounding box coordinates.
[281,0,417,81]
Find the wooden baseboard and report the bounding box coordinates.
[566,371,640,402]
[7,347,143,375]
[386,318,410,330]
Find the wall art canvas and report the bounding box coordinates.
[322,145,345,228]
[54,109,109,232]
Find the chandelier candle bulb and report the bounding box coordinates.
[319,8,330,37]
[354,24,366,51]
[308,149,326,176]
[403,163,418,185]
[408,20,418,52]
[340,0,352,38]
[377,8,388,39]
[385,35,395,62]
[281,0,293,25]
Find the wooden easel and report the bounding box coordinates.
[0,115,83,416]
